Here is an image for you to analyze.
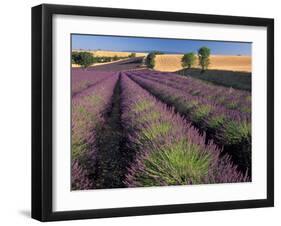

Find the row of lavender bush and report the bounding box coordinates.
[120,73,248,187]
[71,73,119,190]
[127,71,251,173]
[133,70,251,114]
[72,69,115,97]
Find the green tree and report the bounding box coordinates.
[145,52,156,69]
[129,52,136,58]
[113,55,118,61]
[76,52,94,69]
[153,51,164,55]
[198,47,211,71]
[71,51,80,64]
[105,57,112,62]
[182,52,196,69]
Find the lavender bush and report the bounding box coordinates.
[133,70,251,114]
[72,68,115,97]
[127,71,251,174]
[120,73,248,187]
[71,72,119,190]
[71,160,93,190]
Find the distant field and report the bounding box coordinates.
[154,54,252,72]
[72,50,147,58]
[72,63,81,68]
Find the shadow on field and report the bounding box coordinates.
[176,68,252,91]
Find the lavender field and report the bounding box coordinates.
[71,58,251,190]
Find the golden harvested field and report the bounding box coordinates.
[154,54,252,72]
[72,63,81,68]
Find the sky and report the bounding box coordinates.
[72,34,251,56]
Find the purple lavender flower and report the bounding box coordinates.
[120,73,248,187]
[71,70,119,190]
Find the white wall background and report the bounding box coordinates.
[0,0,279,225]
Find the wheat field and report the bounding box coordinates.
[154,54,252,72]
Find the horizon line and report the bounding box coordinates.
[71,48,251,56]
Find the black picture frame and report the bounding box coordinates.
[32,3,274,222]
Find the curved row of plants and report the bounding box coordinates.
[72,70,115,97]
[127,72,251,175]
[120,73,248,187]
[71,73,119,190]
[130,70,251,114]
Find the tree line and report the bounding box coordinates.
[182,47,211,71]
[72,51,137,68]
[145,47,211,72]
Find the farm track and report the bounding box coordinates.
[128,73,251,177]
[86,57,144,71]
[94,74,133,188]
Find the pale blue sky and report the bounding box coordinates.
[72,34,251,55]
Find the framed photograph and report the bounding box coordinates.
[32,4,274,221]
